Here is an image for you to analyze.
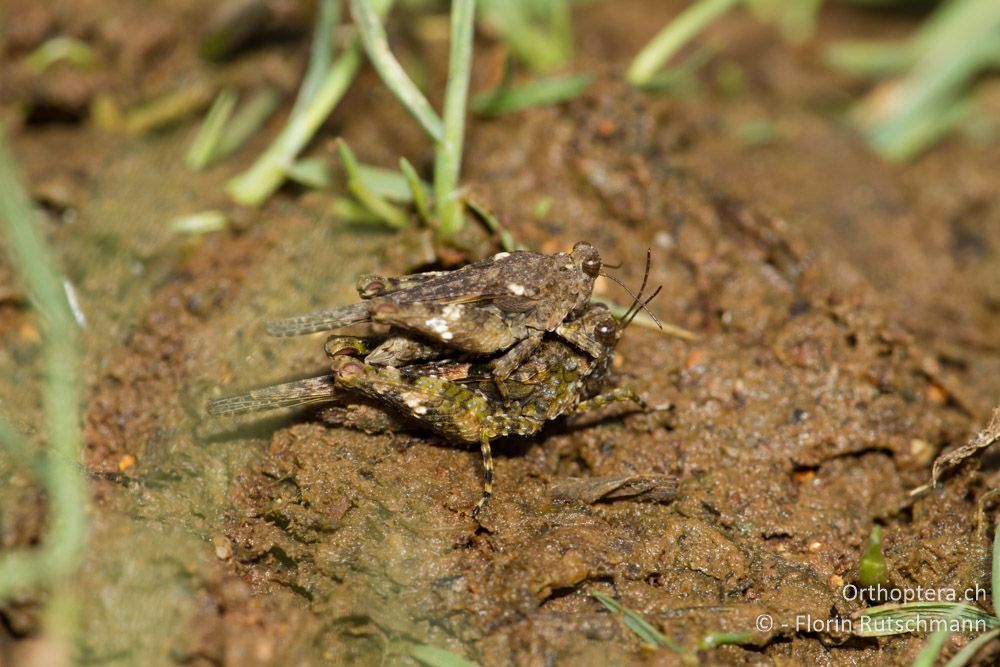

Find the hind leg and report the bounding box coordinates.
[572,386,650,415]
[471,434,494,519]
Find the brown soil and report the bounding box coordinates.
[2,1,1000,665]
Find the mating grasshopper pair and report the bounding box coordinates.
[208,243,660,517]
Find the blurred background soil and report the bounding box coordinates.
[2,0,1000,665]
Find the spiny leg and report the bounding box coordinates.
[471,434,494,519]
[572,386,650,416]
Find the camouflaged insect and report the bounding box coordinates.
[264,242,604,388]
[207,290,659,517]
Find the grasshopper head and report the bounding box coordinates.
[571,241,602,278]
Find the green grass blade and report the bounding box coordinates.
[350,0,444,142]
[589,590,687,654]
[472,74,591,117]
[853,602,998,637]
[214,87,283,159]
[859,525,888,586]
[823,40,914,78]
[337,139,410,229]
[292,0,339,117]
[856,0,1000,161]
[25,36,96,73]
[399,157,432,222]
[465,199,516,252]
[943,627,1000,667]
[226,42,363,205]
[0,132,87,601]
[411,645,481,667]
[357,163,421,202]
[185,87,238,170]
[993,519,1000,618]
[477,0,573,73]
[433,0,476,237]
[911,620,954,667]
[626,0,739,87]
[170,210,229,235]
[285,157,332,189]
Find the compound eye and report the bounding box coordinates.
[594,318,617,345]
[582,255,601,277]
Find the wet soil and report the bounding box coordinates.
[2,1,1000,665]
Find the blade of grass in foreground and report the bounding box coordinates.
[0,132,87,603]
[943,627,1000,667]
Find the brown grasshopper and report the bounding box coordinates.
[264,243,607,389]
[208,266,661,517]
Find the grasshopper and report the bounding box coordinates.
[264,242,606,390]
[208,264,661,517]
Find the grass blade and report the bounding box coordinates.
[337,139,410,228]
[911,619,955,667]
[433,0,475,236]
[26,36,96,73]
[993,518,1000,619]
[411,645,481,667]
[357,162,422,202]
[226,42,363,205]
[477,0,573,73]
[943,627,1000,667]
[852,602,998,637]
[285,157,332,189]
[472,74,591,117]
[399,157,432,221]
[292,0,339,117]
[169,210,229,235]
[0,132,87,601]
[589,590,687,654]
[350,0,444,142]
[626,0,739,87]
[185,87,238,170]
[214,87,283,159]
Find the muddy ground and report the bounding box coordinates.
[2,0,1000,665]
